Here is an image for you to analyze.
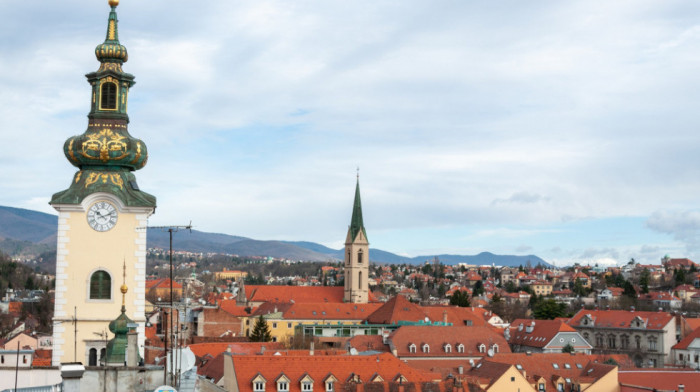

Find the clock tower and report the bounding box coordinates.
[50,0,156,366]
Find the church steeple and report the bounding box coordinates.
[349,177,368,242]
[50,0,155,208]
[344,175,369,303]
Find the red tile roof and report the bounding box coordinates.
[568,309,674,330]
[347,335,390,353]
[31,349,52,368]
[219,300,255,316]
[145,278,183,289]
[189,342,284,358]
[246,285,380,304]
[229,352,440,392]
[364,295,486,326]
[252,301,381,320]
[508,319,587,349]
[685,318,700,331]
[673,326,700,350]
[619,370,700,391]
[390,326,510,357]
[487,353,617,390]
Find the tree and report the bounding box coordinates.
[562,343,574,353]
[249,315,272,342]
[532,299,567,320]
[639,268,650,294]
[473,280,485,297]
[450,290,470,307]
[622,281,637,299]
[572,278,586,296]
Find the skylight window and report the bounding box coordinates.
[576,364,582,369]
[564,364,571,369]
[516,364,523,370]
[552,364,559,369]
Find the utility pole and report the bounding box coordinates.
[143,223,192,386]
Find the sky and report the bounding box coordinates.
[1,0,700,266]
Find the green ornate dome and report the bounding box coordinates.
[63,127,147,171]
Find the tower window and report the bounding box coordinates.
[358,251,363,264]
[100,82,118,110]
[89,348,97,366]
[90,270,112,300]
[358,271,362,289]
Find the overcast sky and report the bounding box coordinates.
[1,0,700,266]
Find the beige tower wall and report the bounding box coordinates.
[52,192,152,366]
[344,230,369,303]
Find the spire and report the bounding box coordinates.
[349,176,367,242]
[105,258,137,365]
[95,0,128,64]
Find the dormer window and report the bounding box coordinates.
[444,344,452,353]
[478,344,486,353]
[302,382,312,391]
[422,343,430,353]
[409,343,416,353]
[457,344,465,353]
[100,81,118,110]
[326,382,334,392]
[255,382,265,391]
[278,382,289,392]
[492,344,499,353]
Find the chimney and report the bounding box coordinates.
[458,365,464,375]
[126,330,139,367]
[630,306,635,312]
[526,321,535,334]
[679,384,685,392]
[310,341,315,356]
[518,323,524,332]
[443,310,448,324]
[260,346,266,355]
[60,363,85,392]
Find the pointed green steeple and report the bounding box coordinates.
[349,177,367,242]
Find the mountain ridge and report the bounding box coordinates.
[0,205,551,266]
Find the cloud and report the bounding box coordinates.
[646,210,700,253]
[492,192,550,206]
[579,247,620,260]
[515,245,533,253]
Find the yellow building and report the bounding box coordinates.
[242,302,381,342]
[214,269,248,281]
[50,1,155,366]
[532,281,553,296]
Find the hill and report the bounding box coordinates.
[0,205,552,267]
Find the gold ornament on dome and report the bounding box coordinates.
[84,172,124,190]
[80,129,127,162]
[109,0,119,7]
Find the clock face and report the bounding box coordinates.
[87,201,118,232]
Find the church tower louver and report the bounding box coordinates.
[49,0,155,366]
[344,177,369,303]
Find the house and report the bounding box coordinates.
[638,291,682,310]
[364,295,486,327]
[465,361,535,391]
[486,353,620,392]
[674,285,699,303]
[507,319,592,354]
[145,278,183,300]
[387,325,510,362]
[671,326,700,369]
[663,258,697,271]
[531,281,552,296]
[568,309,676,368]
[597,287,624,303]
[221,352,443,392]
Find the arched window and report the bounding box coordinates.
[457,344,465,353]
[408,344,416,353]
[478,344,486,353]
[422,344,430,353]
[444,344,452,353]
[89,348,97,366]
[358,250,363,264]
[492,344,499,353]
[100,348,106,364]
[358,271,363,289]
[100,82,118,110]
[90,270,112,300]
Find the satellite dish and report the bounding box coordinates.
[487,349,494,357]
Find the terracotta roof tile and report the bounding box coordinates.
[230,352,440,392]
[390,326,510,357]
[619,370,700,391]
[508,319,586,349]
[568,309,674,330]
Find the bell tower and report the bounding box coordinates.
[344,176,369,303]
[50,0,156,366]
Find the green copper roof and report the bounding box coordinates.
[349,178,367,241]
[50,1,155,208]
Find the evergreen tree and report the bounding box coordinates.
[450,290,470,307]
[473,280,485,296]
[250,315,272,342]
[562,343,574,353]
[532,298,567,320]
[639,268,650,294]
